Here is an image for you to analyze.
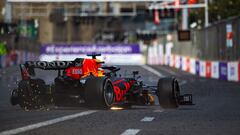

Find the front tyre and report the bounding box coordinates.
[157,77,180,109]
[85,77,114,109]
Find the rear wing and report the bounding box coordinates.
[19,54,104,80]
[24,61,74,70]
[20,61,76,80]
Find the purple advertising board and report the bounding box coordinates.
[196,61,200,76]
[41,43,140,55]
[219,62,228,80]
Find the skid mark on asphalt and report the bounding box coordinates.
[121,129,141,135]
[0,110,97,135]
[141,117,155,122]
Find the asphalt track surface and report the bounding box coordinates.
[0,65,240,135]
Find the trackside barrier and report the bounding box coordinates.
[239,63,240,82]
[199,61,206,77]
[219,62,228,81]
[227,62,239,82]
[182,56,187,71]
[211,61,219,79]
[147,54,240,82]
[206,61,211,78]
[0,51,39,69]
[190,58,196,74]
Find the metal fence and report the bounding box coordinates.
[192,16,240,61]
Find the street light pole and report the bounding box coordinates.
[182,8,188,30]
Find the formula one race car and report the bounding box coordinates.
[10,54,192,110]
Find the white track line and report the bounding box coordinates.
[141,65,188,86]
[0,110,97,135]
[121,129,141,135]
[179,80,187,86]
[153,109,164,113]
[140,65,165,77]
[155,66,177,75]
[141,117,155,122]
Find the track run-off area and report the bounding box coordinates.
[0,65,240,135]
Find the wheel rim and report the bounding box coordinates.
[104,81,114,106]
[173,80,180,105]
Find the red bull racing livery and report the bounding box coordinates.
[10,54,192,110]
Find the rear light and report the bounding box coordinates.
[20,64,31,80]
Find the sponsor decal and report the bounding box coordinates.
[147,46,153,65]
[199,61,206,77]
[26,61,73,69]
[186,57,190,72]
[168,55,171,66]
[169,55,173,67]
[113,80,131,102]
[170,55,175,67]
[206,61,211,78]
[190,58,196,74]
[158,44,164,65]
[164,55,170,66]
[227,62,239,82]
[226,23,233,47]
[41,43,140,55]
[239,62,240,82]
[40,54,144,65]
[175,55,180,69]
[219,62,228,80]
[173,55,176,68]
[179,57,182,70]
[41,44,143,65]
[211,61,219,79]
[196,61,200,75]
[181,57,186,71]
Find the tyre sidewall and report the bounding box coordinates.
[85,77,114,109]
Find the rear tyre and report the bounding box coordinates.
[17,79,47,110]
[85,77,114,109]
[157,77,180,109]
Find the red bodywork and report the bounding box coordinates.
[113,79,131,102]
[65,59,102,79]
[64,58,132,102]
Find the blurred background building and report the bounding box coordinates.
[0,0,240,61]
[10,2,146,43]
